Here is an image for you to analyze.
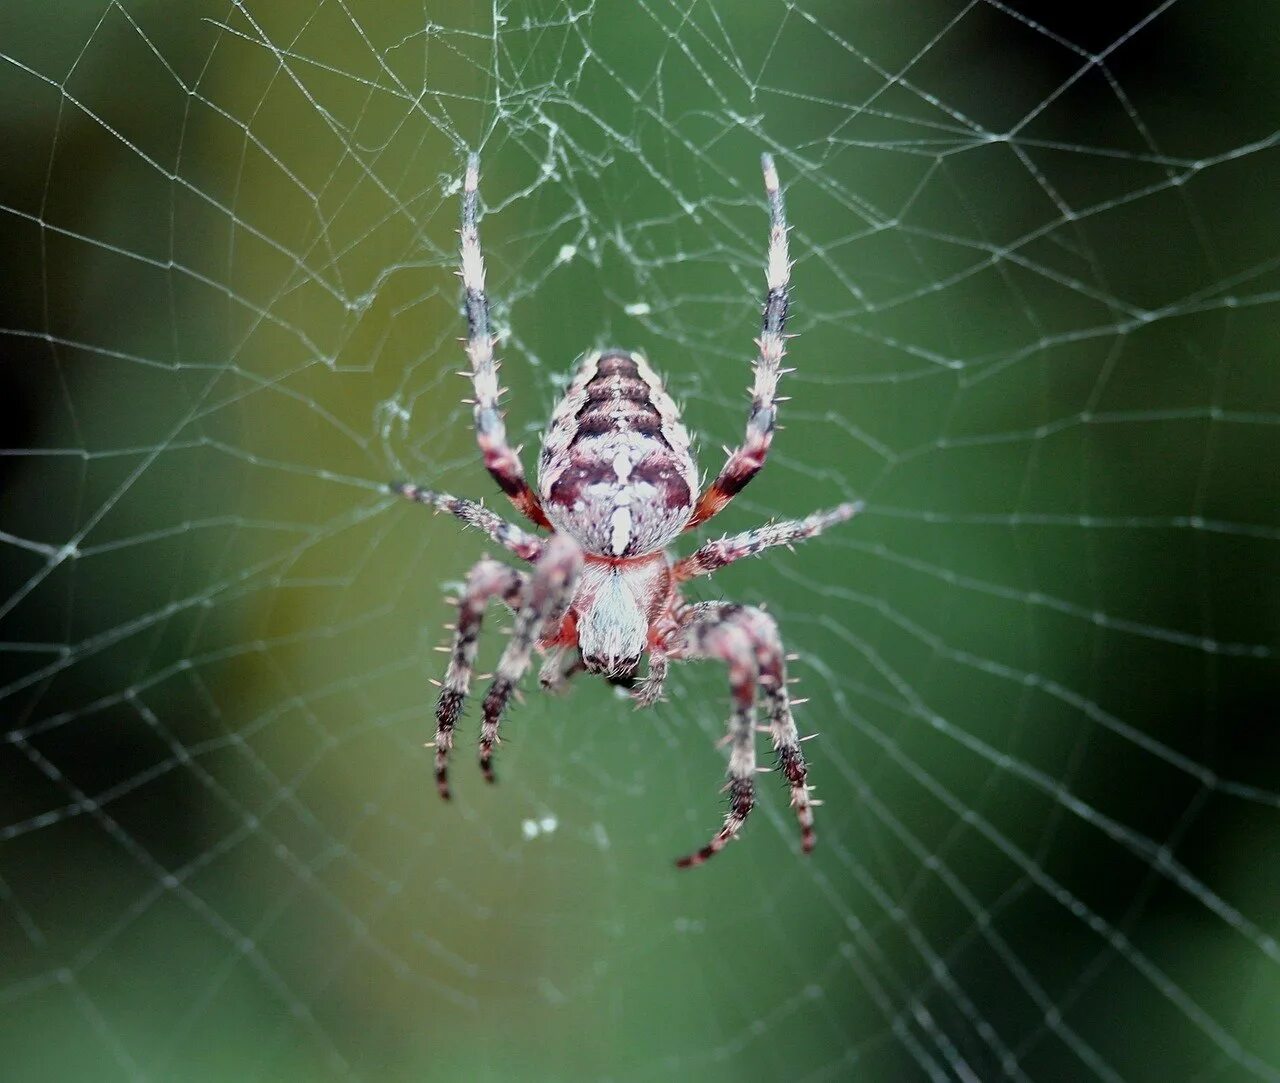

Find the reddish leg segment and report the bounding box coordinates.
[688,153,793,528]
[459,154,552,529]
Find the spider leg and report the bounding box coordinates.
[538,647,585,694]
[671,602,816,865]
[459,154,551,530]
[632,651,668,708]
[478,534,582,782]
[674,502,861,582]
[433,559,526,799]
[670,608,760,868]
[391,482,544,562]
[731,606,817,855]
[688,153,792,529]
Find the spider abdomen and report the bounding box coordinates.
[538,349,697,557]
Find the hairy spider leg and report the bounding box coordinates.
[632,650,668,708]
[689,152,793,528]
[459,154,552,529]
[434,559,526,799]
[668,603,816,865]
[674,502,861,581]
[670,609,760,868]
[391,482,545,562]
[478,534,582,782]
[723,605,816,854]
[538,647,586,693]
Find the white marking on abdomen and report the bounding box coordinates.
[610,506,633,555]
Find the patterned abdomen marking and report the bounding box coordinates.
[538,350,697,557]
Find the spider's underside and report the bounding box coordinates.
[393,153,860,868]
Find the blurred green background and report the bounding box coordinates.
[1,2,1277,1080]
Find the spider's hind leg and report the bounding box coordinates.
[670,607,760,868]
[433,559,526,799]
[478,534,583,782]
[669,602,814,867]
[735,607,815,854]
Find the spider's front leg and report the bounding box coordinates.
[670,602,815,867]
[458,154,551,529]
[478,534,582,782]
[433,559,527,799]
[688,153,792,528]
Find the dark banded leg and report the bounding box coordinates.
[688,153,792,528]
[732,607,816,854]
[674,502,861,582]
[459,154,551,530]
[670,602,816,865]
[391,482,544,562]
[672,610,760,869]
[478,534,582,782]
[434,559,526,799]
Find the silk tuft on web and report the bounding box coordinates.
[1,2,1277,1080]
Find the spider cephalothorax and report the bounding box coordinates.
[393,153,859,867]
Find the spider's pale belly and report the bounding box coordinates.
[553,552,674,679]
[392,152,861,868]
[539,350,698,559]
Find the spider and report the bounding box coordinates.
[392,152,859,868]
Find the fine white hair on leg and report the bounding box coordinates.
[632,650,668,708]
[674,502,862,581]
[478,534,583,782]
[458,153,549,528]
[671,613,760,869]
[734,607,816,854]
[433,559,525,799]
[668,602,816,862]
[688,153,794,528]
[391,482,544,562]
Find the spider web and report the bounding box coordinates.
[2,1,1278,1079]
